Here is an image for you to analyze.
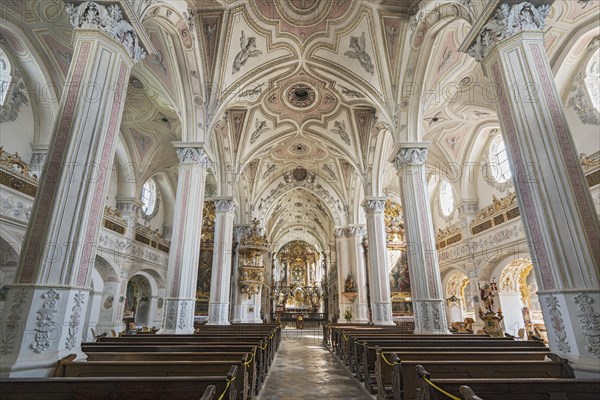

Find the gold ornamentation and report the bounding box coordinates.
[580,153,600,171]
[201,201,216,247]
[384,200,405,245]
[474,192,517,222]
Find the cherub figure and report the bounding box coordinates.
[232,31,263,74]
[344,32,374,75]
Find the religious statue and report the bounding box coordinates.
[345,273,357,292]
[479,283,495,313]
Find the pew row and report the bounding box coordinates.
[415,365,599,400]
[0,375,227,400]
[377,353,574,400]
[53,355,249,400]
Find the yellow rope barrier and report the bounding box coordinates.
[379,351,401,366]
[259,341,268,350]
[217,375,236,400]
[243,351,255,366]
[423,376,462,400]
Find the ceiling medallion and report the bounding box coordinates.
[292,166,308,181]
[289,143,310,155]
[286,83,316,108]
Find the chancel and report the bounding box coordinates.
[0,0,599,399]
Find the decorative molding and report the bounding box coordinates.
[0,70,29,123]
[0,288,26,355]
[468,2,551,63]
[568,82,600,126]
[574,293,600,359]
[363,199,386,214]
[392,147,428,169]
[178,300,188,329]
[344,32,374,75]
[32,289,61,353]
[65,2,146,62]
[249,119,268,144]
[98,229,169,266]
[546,295,571,353]
[232,31,262,74]
[331,121,351,145]
[65,291,85,350]
[176,147,210,165]
[0,191,33,223]
[214,198,236,213]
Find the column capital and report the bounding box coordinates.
[460,1,552,63]
[213,197,236,213]
[65,1,155,63]
[389,142,430,170]
[173,142,212,165]
[116,196,143,213]
[361,197,387,214]
[334,228,346,238]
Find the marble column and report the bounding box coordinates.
[0,1,147,377]
[464,1,600,376]
[231,225,248,323]
[346,226,370,323]
[207,197,236,325]
[390,145,449,334]
[362,198,394,325]
[335,228,353,323]
[159,145,210,334]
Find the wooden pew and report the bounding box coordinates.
[84,351,258,399]
[53,356,249,400]
[1,373,229,400]
[415,366,600,400]
[381,354,574,400]
[372,347,554,399]
[357,344,549,388]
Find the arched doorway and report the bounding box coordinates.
[123,274,152,328]
[445,271,470,324]
[497,259,546,339]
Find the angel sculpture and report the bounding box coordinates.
[250,119,269,144]
[232,31,263,74]
[344,32,374,75]
[384,25,399,43]
[331,121,350,145]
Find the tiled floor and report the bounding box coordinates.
[259,330,374,400]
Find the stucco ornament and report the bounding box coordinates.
[574,293,600,358]
[32,289,61,353]
[65,2,146,62]
[468,2,551,62]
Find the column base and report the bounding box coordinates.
[158,298,195,334]
[232,304,263,323]
[413,299,451,334]
[207,302,230,325]
[372,301,395,326]
[538,290,600,378]
[0,285,91,377]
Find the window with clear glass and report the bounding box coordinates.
[488,134,512,183]
[585,49,600,111]
[0,49,11,106]
[439,179,454,217]
[140,179,157,215]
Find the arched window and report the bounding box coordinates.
[140,179,157,216]
[488,134,511,183]
[439,179,454,217]
[0,48,12,106]
[585,49,600,111]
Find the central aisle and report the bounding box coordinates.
[259,330,374,400]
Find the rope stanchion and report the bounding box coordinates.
[422,376,462,400]
[243,351,255,366]
[217,375,236,400]
[379,351,401,366]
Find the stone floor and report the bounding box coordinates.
[259,330,374,400]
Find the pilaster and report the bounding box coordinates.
[390,144,449,334]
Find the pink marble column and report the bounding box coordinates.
[463,2,600,376]
[160,145,210,334]
[207,197,236,325]
[362,198,394,325]
[0,1,148,377]
[390,145,449,334]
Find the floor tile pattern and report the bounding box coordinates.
[259,330,374,400]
